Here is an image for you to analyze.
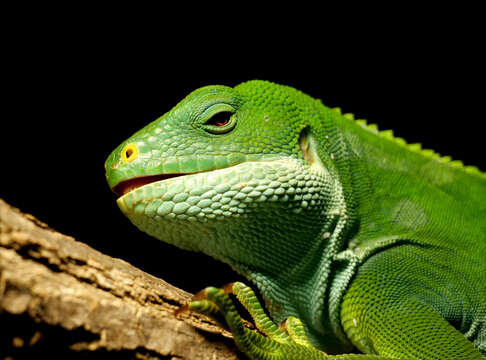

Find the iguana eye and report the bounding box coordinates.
[200,104,237,134]
[205,111,232,127]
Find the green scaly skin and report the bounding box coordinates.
[105,81,486,359]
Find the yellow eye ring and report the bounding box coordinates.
[121,143,138,163]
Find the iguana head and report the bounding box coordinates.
[105,80,341,293]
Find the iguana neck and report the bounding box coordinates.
[333,111,486,252]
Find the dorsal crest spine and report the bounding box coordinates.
[330,107,486,179]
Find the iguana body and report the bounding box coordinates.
[105,81,486,359]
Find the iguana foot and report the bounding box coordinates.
[177,282,327,360]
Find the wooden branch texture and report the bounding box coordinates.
[0,198,241,359]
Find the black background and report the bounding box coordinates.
[2,15,484,294]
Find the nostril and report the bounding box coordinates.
[121,143,138,163]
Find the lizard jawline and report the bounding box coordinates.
[113,173,186,197]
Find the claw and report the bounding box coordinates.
[192,288,210,301]
[175,287,211,316]
[221,282,236,294]
[174,303,190,316]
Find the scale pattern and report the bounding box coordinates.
[106,80,486,359]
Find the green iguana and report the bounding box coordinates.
[105,80,486,359]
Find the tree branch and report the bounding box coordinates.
[0,198,241,359]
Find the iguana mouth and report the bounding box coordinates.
[113,173,186,197]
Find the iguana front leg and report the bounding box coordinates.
[179,282,399,360]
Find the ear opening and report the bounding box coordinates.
[299,126,326,172]
[299,126,313,166]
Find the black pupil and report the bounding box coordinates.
[208,112,231,126]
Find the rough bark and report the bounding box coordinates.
[0,198,242,359]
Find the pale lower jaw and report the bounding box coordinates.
[115,157,327,225]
